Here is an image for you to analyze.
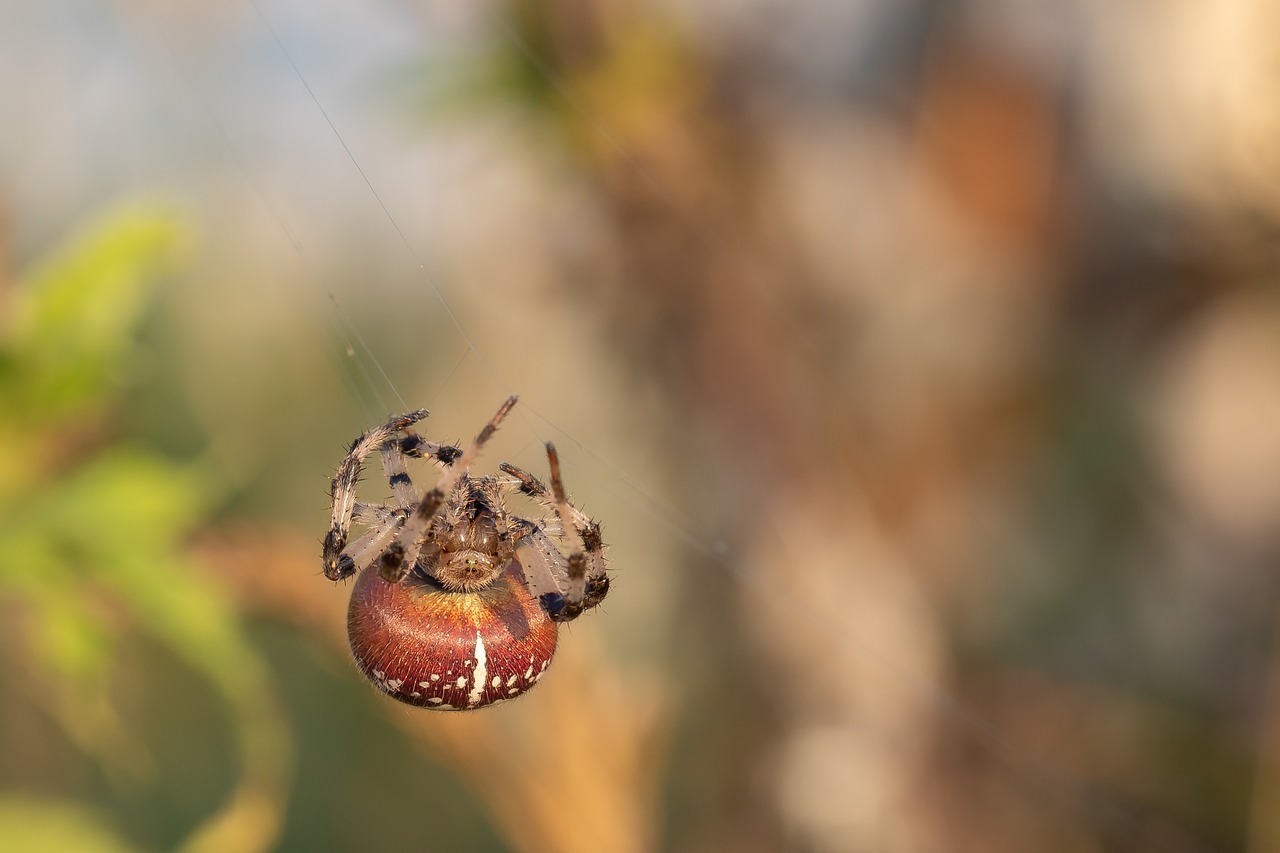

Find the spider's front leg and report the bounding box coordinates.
[378,396,519,584]
[323,409,428,580]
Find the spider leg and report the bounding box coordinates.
[339,516,407,579]
[512,523,571,602]
[380,396,518,583]
[329,422,427,580]
[477,478,517,559]
[500,444,610,621]
[473,479,547,594]
[323,409,428,580]
[336,505,414,581]
[544,443,592,619]
[395,432,464,468]
[353,502,399,526]
[379,442,418,506]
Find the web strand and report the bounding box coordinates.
[247,0,513,402]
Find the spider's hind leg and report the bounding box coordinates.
[501,444,610,622]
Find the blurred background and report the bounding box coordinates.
[2,1,1280,851]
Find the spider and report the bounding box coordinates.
[321,396,610,710]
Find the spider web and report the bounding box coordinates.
[128,2,1165,850]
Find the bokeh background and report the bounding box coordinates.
[3,1,1280,851]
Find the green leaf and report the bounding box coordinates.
[2,203,184,421]
[0,202,290,853]
[0,798,139,853]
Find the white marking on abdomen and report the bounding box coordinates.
[468,633,488,707]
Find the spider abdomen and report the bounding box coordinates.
[347,561,557,710]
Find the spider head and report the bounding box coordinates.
[432,511,505,592]
[437,549,500,592]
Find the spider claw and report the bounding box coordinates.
[395,409,430,428]
[476,396,518,446]
[585,574,610,608]
[323,553,355,582]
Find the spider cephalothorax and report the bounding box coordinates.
[321,396,610,710]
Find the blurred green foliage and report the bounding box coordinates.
[0,798,139,853]
[0,206,290,853]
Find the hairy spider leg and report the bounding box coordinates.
[345,516,408,577]
[499,448,609,621]
[510,523,573,607]
[380,395,519,583]
[497,461,571,607]
[323,408,429,580]
[395,431,464,468]
[352,502,399,527]
[545,443,589,616]
[475,477,515,554]
[379,442,419,506]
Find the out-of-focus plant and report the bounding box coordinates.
[0,798,139,853]
[0,206,290,853]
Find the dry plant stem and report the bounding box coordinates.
[398,643,666,853]
[199,530,666,853]
[1249,609,1280,853]
[530,9,950,848]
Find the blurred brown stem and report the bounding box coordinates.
[1250,608,1280,853]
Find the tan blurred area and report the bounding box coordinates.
[2,1,1280,852]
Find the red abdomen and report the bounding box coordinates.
[346,561,558,709]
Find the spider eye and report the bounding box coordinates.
[539,592,566,618]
